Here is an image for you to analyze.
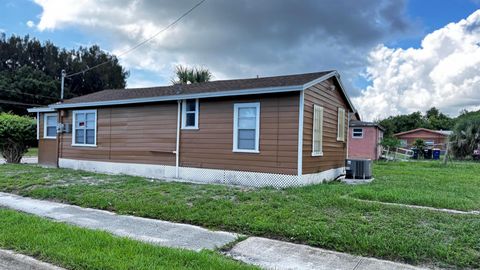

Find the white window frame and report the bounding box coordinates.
[312,104,324,156]
[43,113,57,139]
[352,128,363,139]
[181,99,199,129]
[400,139,407,147]
[72,109,97,147]
[337,107,346,141]
[233,102,260,153]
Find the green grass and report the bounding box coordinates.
[349,161,480,211]
[0,208,256,270]
[0,162,480,268]
[25,147,38,157]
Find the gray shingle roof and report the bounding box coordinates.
[61,71,333,105]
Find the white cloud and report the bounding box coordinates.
[354,10,480,120]
[32,0,411,89]
[26,20,35,28]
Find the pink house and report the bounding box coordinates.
[348,121,385,160]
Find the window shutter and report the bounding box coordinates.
[312,105,323,156]
[337,108,346,141]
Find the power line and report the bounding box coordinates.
[65,0,207,79]
[0,99,41,107]
[0,88,58,100]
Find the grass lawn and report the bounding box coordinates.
[0,161,480,268]
[350,161,480,211]
[0,208,256,270]
[25,147,38,157]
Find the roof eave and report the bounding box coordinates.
[394,128,449,137]
[27,107,56,113]
[49,84,303,109]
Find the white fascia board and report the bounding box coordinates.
[301,71,357,114]
[49,85,303,109]
[27,107,56,113]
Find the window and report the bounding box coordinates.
[425,140,435,147]
[400,139,407,147]
[43,113,57,139]
[352,128,363,138]
[72,110,97,146]
[182,99,199,129]
[312,105,324,156]
[337,107,346,141]
[233,103,260,153]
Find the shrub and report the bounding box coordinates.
[0,113,36,163]
[379,137,400,149]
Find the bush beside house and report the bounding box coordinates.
[0,113,36,163]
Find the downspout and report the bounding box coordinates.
[297,90,304,177]
[56,110,62,168]
[175,100,181,178]
[36,112,39,140]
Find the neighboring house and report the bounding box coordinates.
[348,121,384,160]
[28,71,357,188]
[394,128,452,149]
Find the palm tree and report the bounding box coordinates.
[172,65,212,84]
[450,118,480,159]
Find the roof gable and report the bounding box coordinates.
[394,128,451,137]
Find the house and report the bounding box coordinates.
[394,128,452,150]
[348,120,384,160]
[28,70,357,188]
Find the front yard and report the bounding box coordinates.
[1,161,480,268]
[0,208,256,270]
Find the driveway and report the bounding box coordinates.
[0,157,37,165]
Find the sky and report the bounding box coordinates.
[1,0,480,120]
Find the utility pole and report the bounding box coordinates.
[60,69,66,100]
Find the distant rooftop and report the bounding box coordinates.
[349,120,385,131]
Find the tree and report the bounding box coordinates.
[425,107,454,130]
[379,137,400,149]
[450,117,480,159]
[0,113,36,163]
[377,107,454,138]
[173,65,212,84]
[378,111,427,137]
[0,34,128,114]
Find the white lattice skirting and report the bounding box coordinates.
[58,158,345,188]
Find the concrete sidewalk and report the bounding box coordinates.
[228,237,430,270]
[0,192,237,251]
[0,249,64,270]
[0,192,431,270]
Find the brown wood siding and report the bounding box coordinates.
[180,93,299,175]
[59,103,177,166]
[302,79,348,174]
[58,92,299,175]
[38,112,58,167]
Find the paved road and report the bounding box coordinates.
[0,192,431,270]
[0,249,64,270]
